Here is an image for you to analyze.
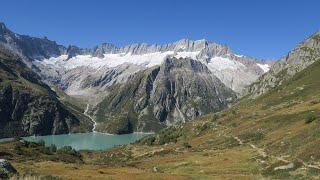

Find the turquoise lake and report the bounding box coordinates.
[0,132,147,151]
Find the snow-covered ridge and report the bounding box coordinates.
[257,63,270,73]
[38,50,268,73]
[31,37,273,96]
[208,57,246,71]
[0,21,271,91]
[35,47,271,94]
[30,36,270,76]
[234,54,244,58]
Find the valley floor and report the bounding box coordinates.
[3,58,320,180]
[3,138,262,179]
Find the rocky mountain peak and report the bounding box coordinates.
[0,22,14,42]
[66,45,82,58]
[0,22,7,31]
[94,42,118,51]
[91,43,118,58]
[245,30,320,98]
[162,57,211,73]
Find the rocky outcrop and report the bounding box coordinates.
[0,86,79,137]
[93,57,236,134]
[245,31,320,98]
[0,46,89,138]
[0,159,17,179]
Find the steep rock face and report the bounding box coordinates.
[0,22,64,60]
[0,46,87,138]
[246,31,320,98]
[93,57,236,134]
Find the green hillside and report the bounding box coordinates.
[0,47,92,138]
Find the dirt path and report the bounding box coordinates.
[217,124,320,170]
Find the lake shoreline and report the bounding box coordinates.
[0,132,150,151]
[0,131,154,141]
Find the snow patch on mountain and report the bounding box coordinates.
[208,57,245,71]
[234,54,244,58]
[257,63,270,73]
[174,51,200,59]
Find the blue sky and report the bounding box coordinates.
[0,0,319,59]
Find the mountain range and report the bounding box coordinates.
[0,22,275,136]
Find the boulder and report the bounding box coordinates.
[0,159,18,179]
